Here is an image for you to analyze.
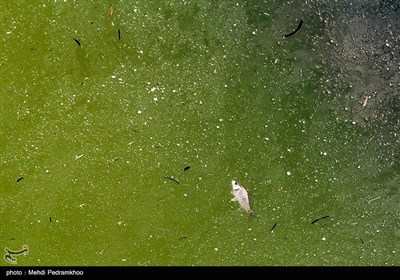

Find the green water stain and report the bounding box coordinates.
[1,0,398,266]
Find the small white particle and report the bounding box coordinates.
[287,171,291,176]
[137,110,142,114]
[214,248,218,251]
[322,237,326,241]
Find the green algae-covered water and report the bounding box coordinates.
[1,0,399,266]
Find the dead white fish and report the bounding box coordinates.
[231,180,254,215]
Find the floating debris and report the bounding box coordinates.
[368,197,381,204]
[283,19,304,38]
[362,96,369,108]
[164,176,180,185]
[49,217,52,222]
[311,215,330,224]
[183,166,191,171]
[179,236,187,241]
[109,5,114,26]
[360,238,364,244]
[16,177,24,182]
[109,5,113,18]
[73,38,81,47]
[270,223,277,232]
[75,154,84,160]
[118,29,121,40]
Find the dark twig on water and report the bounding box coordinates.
[311,215,330,224]
[283,19,304,38]
[73,38,81,47]
[164,176,180,184]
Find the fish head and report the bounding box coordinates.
[232,180,240,191]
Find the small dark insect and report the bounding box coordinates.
[118,29,121,40]
[49,217,52,222]
[17,177,24,182]
[179,236,187,241]
[183,166,191,171]
[29,48,36,51]
[164,176,180,184]
[270,223,277,232]
[283,19,304,38]
[311,215,330,224]
[73,38,81,47]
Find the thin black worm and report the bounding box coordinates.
[311,215,330,224]
[164,176,180,184]
[270,223,277,232]
[283,19,304,38]
[17,177,24,182]
[118,29,121,40]
[183,166,191,171]
[73,38,81,47]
